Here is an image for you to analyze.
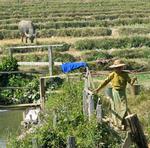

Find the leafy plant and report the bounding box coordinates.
[9,81,122,147]
[0,57,18,87]
[0,57,40,104]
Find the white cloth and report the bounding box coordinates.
[24,108,40,123]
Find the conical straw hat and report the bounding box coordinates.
[109,59,126,68]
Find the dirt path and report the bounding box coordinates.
[0,36,116,47]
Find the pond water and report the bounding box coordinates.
[0,109,23,148]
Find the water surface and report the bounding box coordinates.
[0,109,23,147]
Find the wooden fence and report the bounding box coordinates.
[9,44,63,76]
[0,70,43,109]
[39,68,102,122]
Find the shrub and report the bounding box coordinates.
[0,30,19,39]
[75,37,150,50]
[53,42,71,52]
[88,61,111,71]
[53,52,76,62]
[118,27,150,36]
[124,60,146,71]
[0,57,41,104]
[81,50,112,61]
[111,48,150,59]
[0,57,18,71]
[46,77,64,90]
[0,57,18,87]
[8,81,122,147]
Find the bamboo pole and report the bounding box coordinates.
[96,104,102,123]
[48,46,53,76]
[39,78,45,110]
[67,136,76,148]
[32,138,38,148]
[53,110,57,128]
[88,94,94,121]
[83,90,88,116]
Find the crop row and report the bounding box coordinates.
[118,27,150,36]
[8,48,150,71]
[0,8,150,21]
[0,12,150,25]
[1,25,150,40]
[0,0,149,11]
[0,1,149,12]
[15,48,150,62]
[0,17,149,31]
[0,27,112,39]
[0,1,150,19]
[75,36,150,50]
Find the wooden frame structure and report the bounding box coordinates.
[39,68,102,121]
[9,44,63,76]
[39,73,82,110]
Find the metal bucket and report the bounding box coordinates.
[105,87,113,98]
[131,84,141,96]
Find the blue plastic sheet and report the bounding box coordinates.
[61,62,87,73]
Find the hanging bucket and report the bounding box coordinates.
[131,84,141,96]
[105,87,113,98]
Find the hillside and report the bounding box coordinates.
[0,0,150,72]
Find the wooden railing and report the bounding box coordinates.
[9,44,63,76]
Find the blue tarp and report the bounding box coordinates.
[61,62,87,73]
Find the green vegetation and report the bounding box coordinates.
[75,36,150,50]
[0,57,40,104]
[8,81,122,147]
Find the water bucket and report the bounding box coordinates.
[105,87,113,98]
[131,84,141,96]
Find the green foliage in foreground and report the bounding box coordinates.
[0,57,40,104]
[8,81,122,147]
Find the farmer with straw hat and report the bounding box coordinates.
[94,59,137,130]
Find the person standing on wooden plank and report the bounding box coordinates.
[93,59,137,130]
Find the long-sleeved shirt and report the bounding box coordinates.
[98,71,133,90]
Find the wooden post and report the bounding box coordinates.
[67,136,76,148]
[87,67,95,89]
[53,110,57,128]
[32,138,38,148]
[83,76,90,117]
[23,111,26,120]
[125,114,148,148]
[96,104,102,123]
[48,46,53,76]
[122,131,132,148]
[40,78,45,110]
[88,94,94,121]
[83,90,88,116]
[9,48,13,59]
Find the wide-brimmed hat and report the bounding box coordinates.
[109,59,126,68]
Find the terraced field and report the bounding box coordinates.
[0,0,149,74]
